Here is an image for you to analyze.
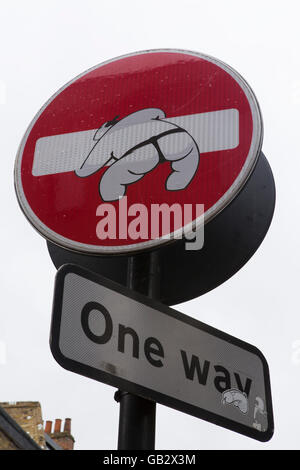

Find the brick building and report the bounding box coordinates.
[44,418,75,450]
[0,402,75,450]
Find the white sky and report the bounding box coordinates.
[1,0,300,450]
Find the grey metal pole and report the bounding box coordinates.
[114,251,160,450]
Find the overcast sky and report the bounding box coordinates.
[1,0,300,450]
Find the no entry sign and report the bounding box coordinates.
[50,264,273,442]
[14,49,262,254]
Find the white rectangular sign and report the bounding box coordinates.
[50,264,273,442]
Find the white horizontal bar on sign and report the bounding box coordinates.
[32,109,239,177]
[169,108,239,154]
[33,129,96,176]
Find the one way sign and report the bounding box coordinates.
[50,264,274,442]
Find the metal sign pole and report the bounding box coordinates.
[114,252,160,450]
[115,391,156,449]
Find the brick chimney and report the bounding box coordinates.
[45,420,52,434]
[54,418,62,433]
[45,418,75,450]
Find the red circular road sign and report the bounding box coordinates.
[14,49,262,254]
